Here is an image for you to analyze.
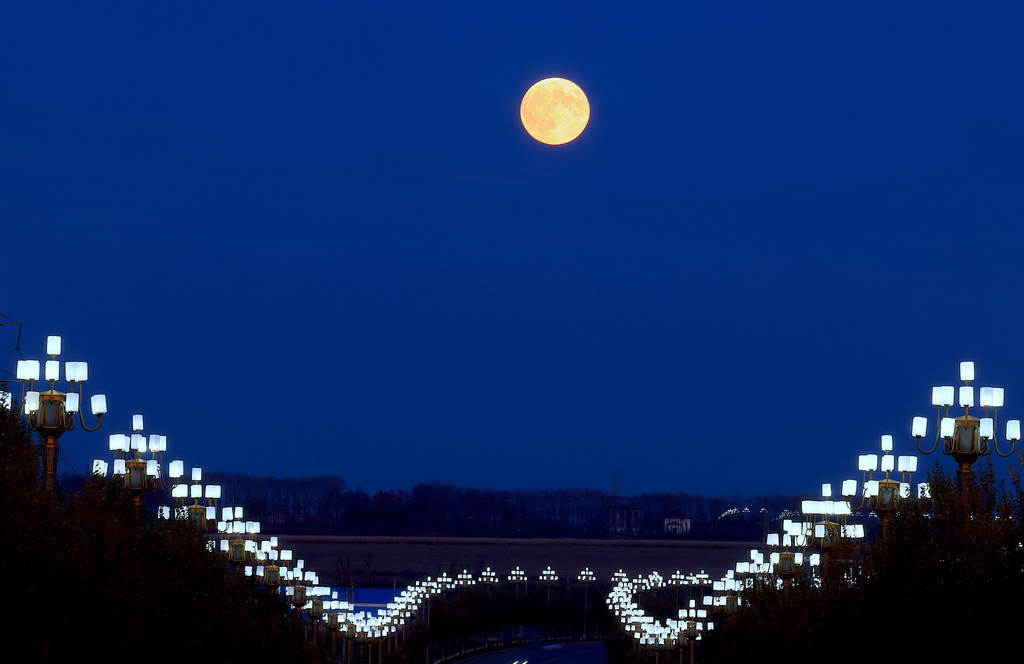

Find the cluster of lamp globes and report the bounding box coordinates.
[12,335,108,425]
[912,361,1021,460]
[317,566,603,643]
[706,435,913,601]
[608,574,713,650]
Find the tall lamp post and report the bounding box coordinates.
[508,566,527,600]
[15,335,107,492]
[577,568,596,639]
[678,605,710,664]
[479,567,498,596]
[539,566,558,605]
[913,361,1020,489]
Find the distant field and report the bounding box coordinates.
[275,536,757,587]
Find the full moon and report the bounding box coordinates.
[520,78,590,145]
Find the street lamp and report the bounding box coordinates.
[706,572,742,615]
[103,414,189,513]
[539,566,558,605]
[218,505,261,567]
[435,572,455,591]
[479,566,498,588]
[15,335,107,492]
[508,566,527,599]
[801,484,864,551]
[913,361,1020,488]
[578,567,596,638]
[678,603,710,664]
[845,434,918,535]
[170,466,221,530]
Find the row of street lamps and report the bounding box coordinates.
[5,336,1016,662]
[606,360,1022,661]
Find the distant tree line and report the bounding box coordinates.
[205,472,806,540]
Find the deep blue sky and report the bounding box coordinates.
[4,2,1024,498]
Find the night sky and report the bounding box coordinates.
[5,2,1024,499]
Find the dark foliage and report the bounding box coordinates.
[0,406,310,663]
[704,458,1024,663]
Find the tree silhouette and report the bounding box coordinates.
[704,459,1024,663]
[0,405,310,663]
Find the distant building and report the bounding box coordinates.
[608,474,641,536]
[609,500,641,536]
[664,514,691,535]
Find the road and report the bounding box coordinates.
[277,535,755,586]
[459,642,607,664]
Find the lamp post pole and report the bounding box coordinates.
[508,566,527,600]
[539,566,558,606]
[577,567,595,639]
[479,567,497,597]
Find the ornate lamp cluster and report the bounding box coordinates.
[215,504,267,566]
[758,523,822,582]
[540,565,559,604]
[801,487,860,551]
[89,414,230,526]
[169,466,223,530]
[508,565,528,598]
[94,413,208,512]
[12,336,108,491]
[607,574,713,663]
[912,361,1020,484]
[844,435,921,533]
[666,569,712,604]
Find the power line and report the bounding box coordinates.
[0,312,23,360]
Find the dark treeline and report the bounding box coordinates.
[205,472,806,540]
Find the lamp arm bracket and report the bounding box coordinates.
[916,435,939,455]
[992,438,1017,458]
[77,411,103,432]
[849,494,868,512]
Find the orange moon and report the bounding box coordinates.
[520,78,590,145]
